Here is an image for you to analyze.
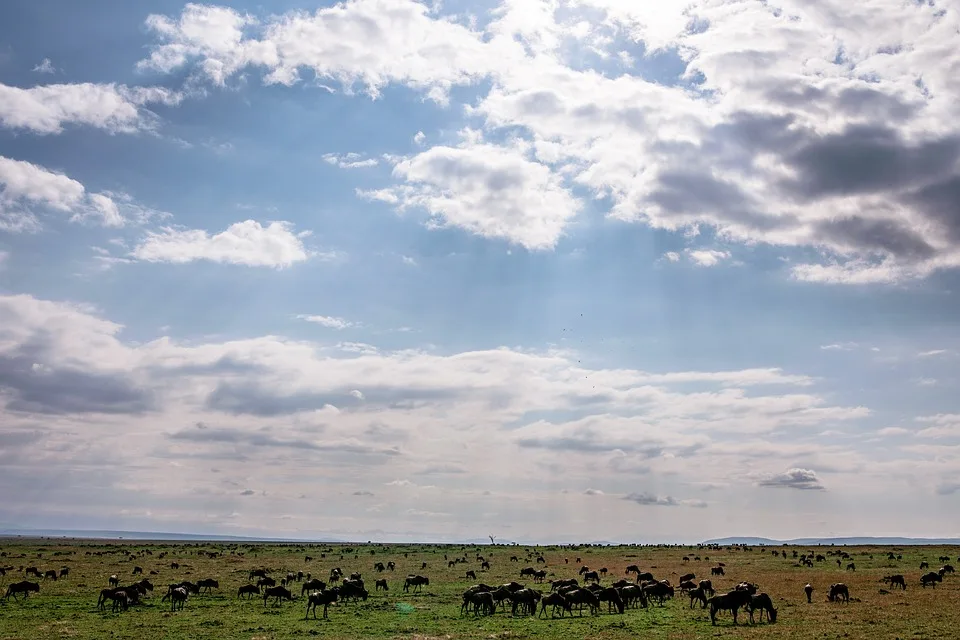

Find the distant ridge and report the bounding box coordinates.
[0,529,348,543]
[704,536,960,546]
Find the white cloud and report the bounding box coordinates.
[33,59,56,74]
[296,315,354,330]
[130,220,312,268]
[362,135,581,250]
[0,82,182,135]
[322,153,379,169]
[662,251,680,262]
[756,468,825,491]
[687,249,731,267]
[413,131,426,146]
[0,156,124,231]
[918,349,949,357]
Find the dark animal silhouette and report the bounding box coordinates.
[709,589,752,625]
[711,566,725,576]
[921,572,942,587]
[747,593,777,623]
[403,575,429,593]
[257,577,276,588]
[4,581,40,601]
[197,578,219,593]
[305,589,338,619]
[238,584,260,599]
[828,583,849,602]
[263,585,294,606]
[804,583,813,602]
[698,579,714,596]
[301,579,326,595]
[375,578,388,591]
[539,591,572,617]
[884,575,906,590]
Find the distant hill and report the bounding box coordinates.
[0,529,349,543]
[704,536,960,546]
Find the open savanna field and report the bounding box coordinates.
[1,539,958,640]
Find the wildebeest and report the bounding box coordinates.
[263,585,294,606]
[921,572,943,587]
[249,569,268,580]
[43,569,57,580]
[238,584,260,599]
[679,572,695,583]
[920,561,930,570]
[539,591,572,618]
[709,589,752,625]
[828,583,850,602]
[24,567,41,578]
[463,588,496,616]
[846,563,856,571]
[197,578,219,594]
[257,576,277,588]
[59,567,69,579]
[883,575,906,590]
[466,570,477,580]
[804,583,813,602]
[508,588,541,616]
[644,581,674,606]
[689,587,709,609]
[698,579,714,596]
[941,564,955,574]
[4,581,40,601]
[481,560,490,570]
[747,593,777,623]
[625,564,641,576]
[167,587,188,611]
[374,562,385,572]
[339,580,368,602]
[305,588,339,619]
[519,567,537,578]
[301,579,326,595]
[711,566,725,576]
[132,566,143,575]
[564,588,600,616]
[375,579,388,591]
[597,587,625,614]
[386,561,395,571]
[583,570,600,583]
[403,575,429,593]
[109,574,119,587]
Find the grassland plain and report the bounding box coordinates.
[1,540,958,640]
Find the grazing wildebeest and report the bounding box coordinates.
[109,574,120,587]
[197,578,219,594]
[531,569,546,583]
[301,579,326,595]
[403,575,429,593]
[644,581,674,606]
[747,593,777,623]
[44,569,57,580]
[510,556,519,563]
[884,575,906,590]
[620,584,647,609]
[509,588,541,616]
[24,567,41,578]
[846,563,856,571]
[339,580,368,602]
[375,579,388,591]
[349,572,362,582]
[921,572,943,587]
[305,588,339,619]
[920,561,930,570]
[679,572,695,583]
[481,560,490,570]
[249,569,268,581]
[689,587,709,609]
[804,583,813,602]
[564,588,600,616]
[167,587,188,611]
[263,585,294,606]
[59,567,69,579]
[133,566,143,575]
[583,570,600,583]
[598,587,624,614]
[466,570,477,580]
[941,565,955,574]
[539,591,572,618]
[709,589,752,625]
[519,567,537,578]
[238,584,260,599]
[464,589,496,616]
[257,577,277,588]
[386,561,395,571]
[698,579,714,596]
[578,565,590,576]
[711,566,725,576]
[421,562,427,570]
[3,581,39,601]
[170,562,179,569]
[374,562,385,572]
[828,583,850,602]
[550,578,578,591]
[625,564,641,576]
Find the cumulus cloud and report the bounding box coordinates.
[0,156,124,231]
[32,59,56,74]
[757,468,825,491]
[361,135,581,250]
[623,492,680,507]
[583,488,604,496]
[131,220,312,268]
[0,82,182,135]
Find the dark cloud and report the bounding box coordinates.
[415,464,467,475]
[782,125,960,199]
[167,425,401,456]
[904,176,960,242]
[757,468,825,491]
[935,482,960,496]
[765,83,918,123]
[814,216,936,260]
[623,492,679,507]
[240,489,255,496]
[352,490,375,496]
[0,351,152,415]
[205,383,459,416]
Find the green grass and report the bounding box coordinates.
[1,540,958,639]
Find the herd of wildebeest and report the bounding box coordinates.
[1,542,957,627]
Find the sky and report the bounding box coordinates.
[1,0,959,544]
